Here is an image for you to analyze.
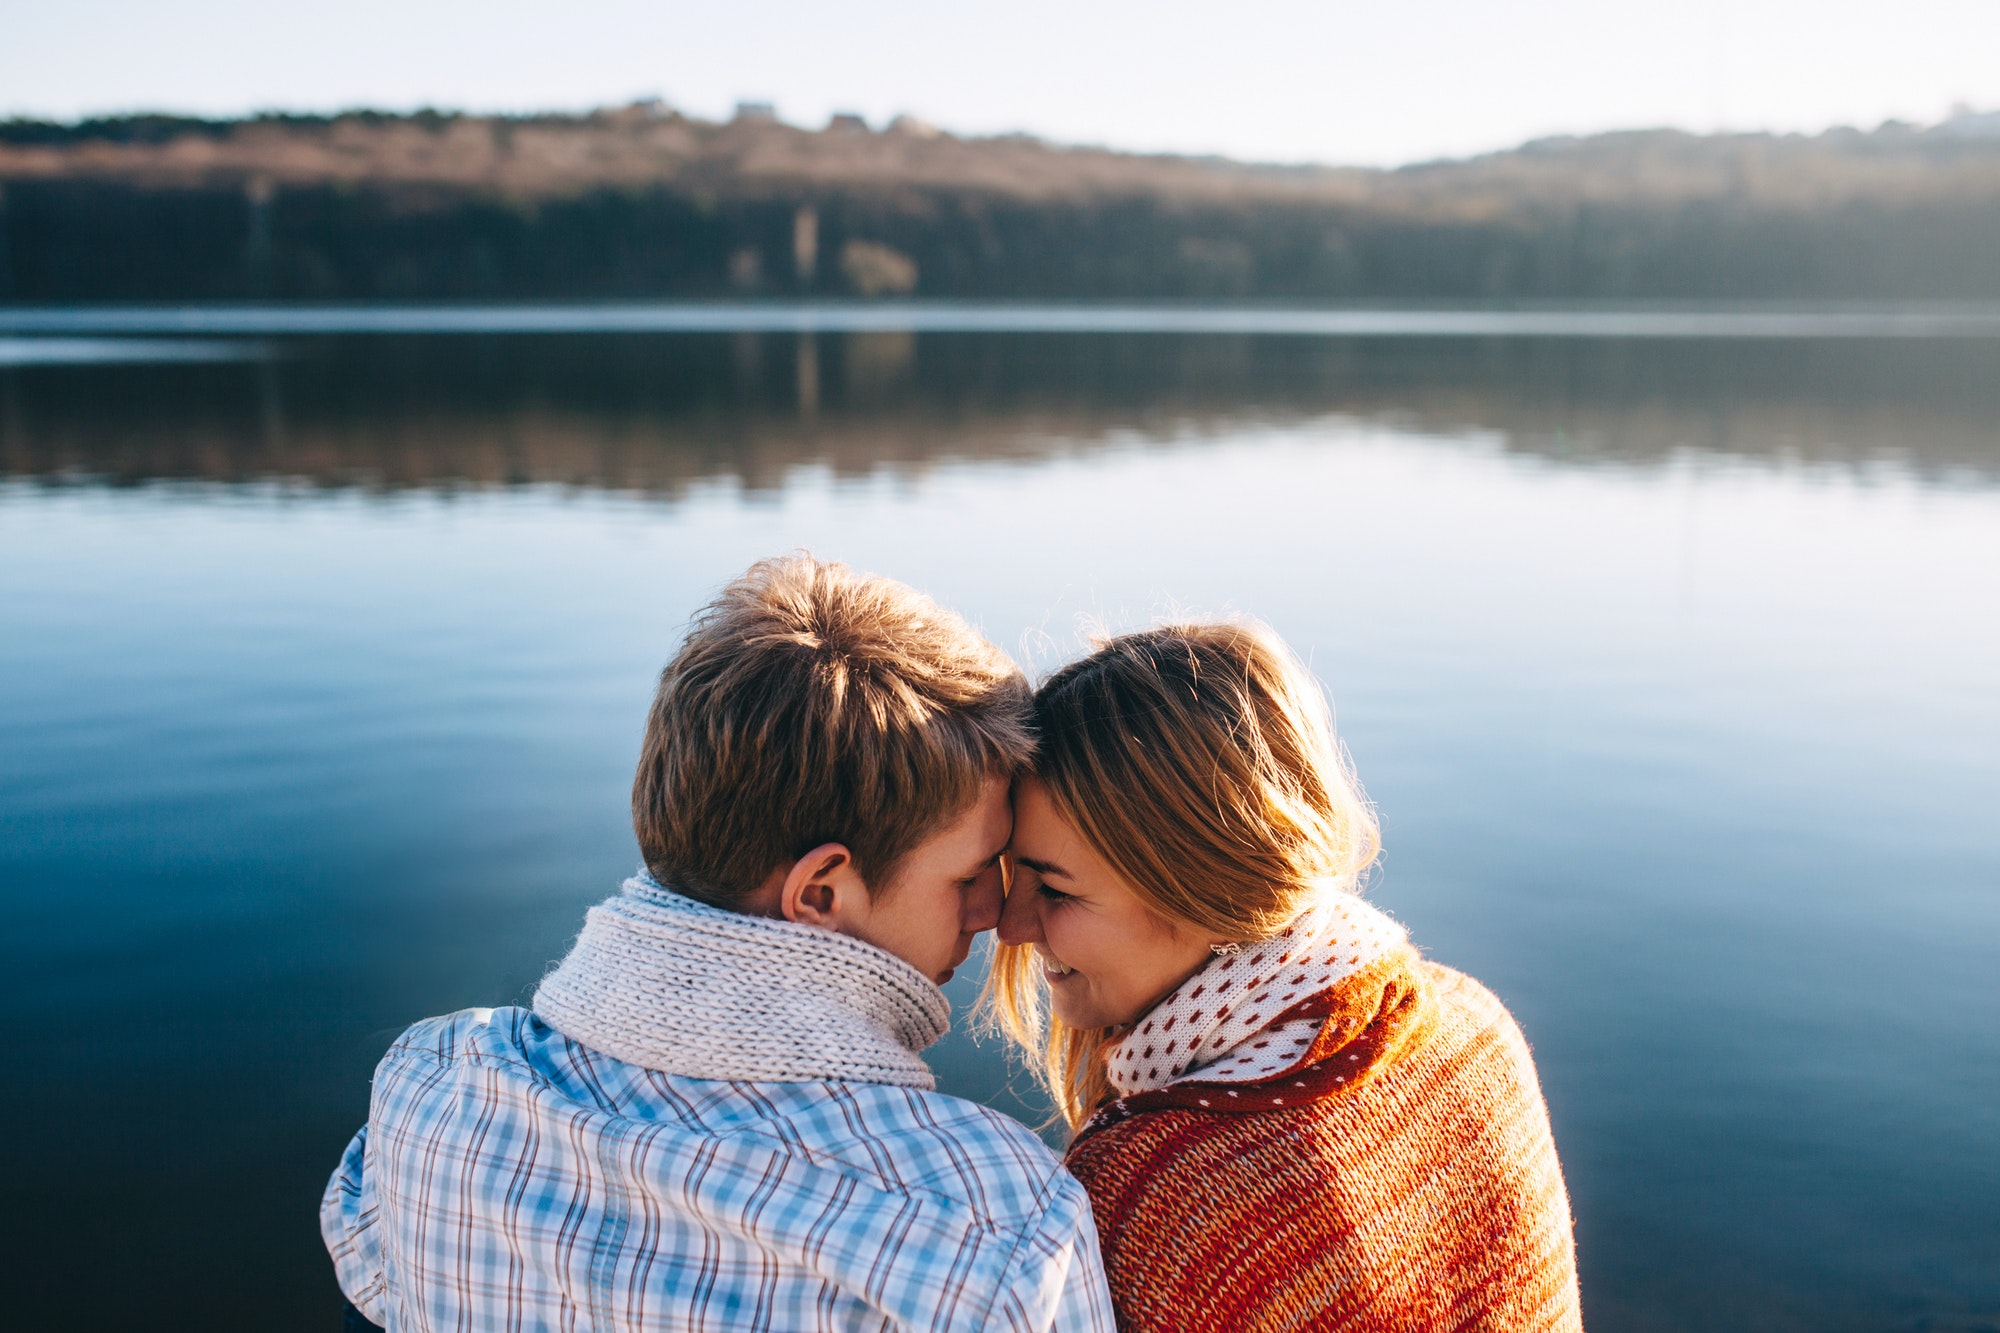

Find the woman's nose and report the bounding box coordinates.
[995,878,1042,946]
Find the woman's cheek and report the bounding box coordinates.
[1050,919,1082,972]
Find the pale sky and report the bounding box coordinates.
[3,0,1997,166]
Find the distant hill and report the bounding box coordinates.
[3,104,1999,301]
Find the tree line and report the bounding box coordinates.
[3,109,1998,301]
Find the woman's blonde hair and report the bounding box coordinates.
[983,620,1381,1129]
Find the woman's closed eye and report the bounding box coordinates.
[1035,882,1074,905]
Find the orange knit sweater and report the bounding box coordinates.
[1064,950,1582,1333]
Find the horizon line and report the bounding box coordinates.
[4,100,1994,175]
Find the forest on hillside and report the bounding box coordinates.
[3,104,1999,302]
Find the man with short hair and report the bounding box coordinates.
[323,555,1114,1332]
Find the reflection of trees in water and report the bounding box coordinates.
[3,333,1999,493]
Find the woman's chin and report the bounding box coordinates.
[1048,987,1102,1030]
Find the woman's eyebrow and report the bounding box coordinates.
[1013,855,1072,880]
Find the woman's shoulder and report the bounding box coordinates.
[1064,1102,1228,1186]
[1418,958,1515,1022]
[1412,958,1544,1079]
[1062,1101,1305,1261]
[1067,958,1549,1191]
[1063,958,1576,1328]
[1064,1092,1357,1238]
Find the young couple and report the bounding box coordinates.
[324,555,1582,1332]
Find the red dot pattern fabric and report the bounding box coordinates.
[1104,893,1406,1097]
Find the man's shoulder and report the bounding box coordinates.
[375,1006,555,1080]
[855,1082,1066,1171]
[845,1080,1059,1155]
[369,1008,1074,1231]
[383,1005,504,1058]
[734,1079,1076,1230]
[368,1005,630,1127]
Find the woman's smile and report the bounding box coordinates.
[999,779,1223,1030]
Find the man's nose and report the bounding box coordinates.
[963,866,1005,934]
[995,875,1042,946]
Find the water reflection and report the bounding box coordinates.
[4,329,1998,1332]
[4,332,1999,492]
[0,335,264,366]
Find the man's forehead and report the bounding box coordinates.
[911,783,1011,865]
[973,777,1014,826]
[970,802,1013,862]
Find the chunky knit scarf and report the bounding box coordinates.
[531,874,950,1088]
[1105,892,1407,1097]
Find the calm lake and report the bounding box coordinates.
[3,313,1997,1331]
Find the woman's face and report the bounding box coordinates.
[997,777,1219,1030]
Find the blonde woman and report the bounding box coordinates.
[988,623,1582,1333]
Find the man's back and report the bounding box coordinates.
[322,558,1110,1330]
[324,1006,1109,1333]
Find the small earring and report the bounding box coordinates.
[1210,942,1243,956]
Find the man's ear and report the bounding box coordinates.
[779,843,872,931]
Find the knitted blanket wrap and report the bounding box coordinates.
[531,875,950,1088]
[1105,891,1407,1096]
[1067,960,1582,1333]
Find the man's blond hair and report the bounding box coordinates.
[634,554,1032,907]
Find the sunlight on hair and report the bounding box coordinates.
[982,617,1379,1129]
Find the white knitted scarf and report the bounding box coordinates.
[1104,892,1407,1097]
[532,874,951,1089]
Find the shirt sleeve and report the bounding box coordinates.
[998,1171,1118,1333]
[320,1124,389,1325]
[1048,1195,1117,1333]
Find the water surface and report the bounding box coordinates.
[2,326,1997,1331]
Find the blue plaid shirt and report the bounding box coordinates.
[322,1006,1114,1332]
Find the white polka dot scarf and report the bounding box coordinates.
[1103,892,1408,1097]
